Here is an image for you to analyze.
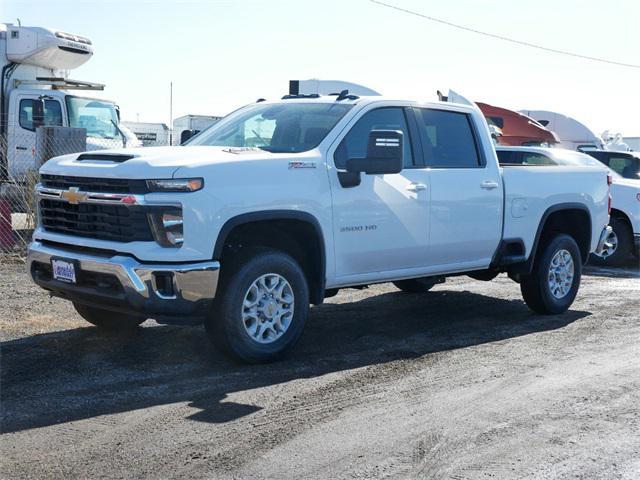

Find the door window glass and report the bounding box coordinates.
[334,107,413,169]
[417,109,481,168]
[18,99,63,131]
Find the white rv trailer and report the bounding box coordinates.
[519,110,604,151]
[0,23,138,179]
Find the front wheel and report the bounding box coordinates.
[205,250,309,363]
[73,303,146,330]
[520,234,582,315]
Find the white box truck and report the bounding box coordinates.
[0,23,139,180]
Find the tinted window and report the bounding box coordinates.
[607,155,639,179]
[487,116,504,129]
[19,99,63,131]
[496,150,521,165]
[189,103,353,153]
[417,109,481,168]
[587,152,640,179]
[521,153,556,166]
[334,107,413,169]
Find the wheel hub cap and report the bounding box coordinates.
[241,273,294,344]
[548,249,574,299]
[599,230,618,258]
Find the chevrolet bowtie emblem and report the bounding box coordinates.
[60,187,88,205]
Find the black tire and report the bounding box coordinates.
[590,217,633,267]
[393,278,437,293]
[205,249,309,363]
[73,303,145,330]
[520,233,582,315]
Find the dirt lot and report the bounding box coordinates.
[1,261,639,479]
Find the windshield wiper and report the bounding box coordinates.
[110,119,127,147]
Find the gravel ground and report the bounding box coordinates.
[1,261,639,479]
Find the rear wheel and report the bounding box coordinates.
[205,249,309,363]
[520,233,582,314]
[590,217,633,267]
[393,278,438,293]
[73,303,145,330]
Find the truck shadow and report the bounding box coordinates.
[1,289,589,434]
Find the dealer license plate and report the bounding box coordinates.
[51,259,77,284]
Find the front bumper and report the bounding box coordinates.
[27,241,220,324]
[595,225,614,256]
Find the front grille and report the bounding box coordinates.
[40,174,149,194]
[40,198,154,242]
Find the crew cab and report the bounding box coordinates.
[27,92,612,362]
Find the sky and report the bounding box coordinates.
[4,0,639,135]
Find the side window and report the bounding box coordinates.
[521,153,557,166]
[607,156,630,176]
[496,150,521,165]
[334,107,414,169]
[19,99,63,131]
[417,109,481,168]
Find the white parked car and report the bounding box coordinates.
[496,146,639,266]
[28,93,611,362]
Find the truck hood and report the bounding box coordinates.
[40,146,276,179]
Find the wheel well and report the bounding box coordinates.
[216,217,325,304]
[610,208,632,227]
[539,208,591,263]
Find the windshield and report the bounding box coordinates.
[187,102,354,153]
[65,96,120,139]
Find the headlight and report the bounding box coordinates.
[147,178,203,192]
[149,208,184,247]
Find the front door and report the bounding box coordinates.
[7,93,64,177]
[328,106,430,280]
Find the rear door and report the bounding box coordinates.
[413,107,503,269]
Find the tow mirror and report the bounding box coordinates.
[32,98,45,129]
[180,129,200,144]
[346,129,403,175]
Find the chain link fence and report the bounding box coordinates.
[1,129,127,262]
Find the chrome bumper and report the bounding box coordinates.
[595,225,614,255]
[27,241,220,323]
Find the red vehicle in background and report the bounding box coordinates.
[477,102,559,147]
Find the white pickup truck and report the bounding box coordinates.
[27,91,611,362]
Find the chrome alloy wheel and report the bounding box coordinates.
[547,249,575,299]
[241,273,295,344]
[597,229,618,259]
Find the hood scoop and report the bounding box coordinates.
[76,153,136,162]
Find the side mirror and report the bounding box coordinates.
[346,129,403,175]
[180,129,199,144]
[32,98,45,129]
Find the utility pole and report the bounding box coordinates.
[169,82,173,146]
